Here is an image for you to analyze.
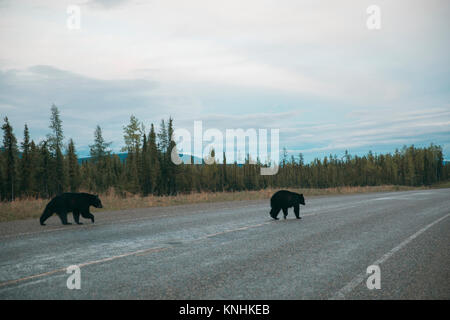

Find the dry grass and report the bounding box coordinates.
[0,198,49,222]
[0,185,434,223]
[431,180,450,189]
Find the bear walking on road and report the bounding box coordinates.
[39,193,103,226]
[270,190,305,220]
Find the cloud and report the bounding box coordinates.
[1,1,449,161]
[177,110,302,130]
[1,65,449,161]
[2,0,448,105]
[284,107,450,158]
[0,65,167,154]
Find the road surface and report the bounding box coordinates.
[0,189,449,299]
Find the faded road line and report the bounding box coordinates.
[330,213,450,300]
[0,219,274,289]
[0,246,168,289]
[0,205,264,240]
[205,221,273,238]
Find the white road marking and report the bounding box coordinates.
[373,197,405,201]
[0,246,167,289]
[0,219,274,288]
[0,227,70,239]
[330,213,450,300]
[0,217,277,289]
[0,216,168,240]
[204,221,273,238]
[0,204,264,240]
[0,274,68,292]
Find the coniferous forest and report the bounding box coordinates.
[1,106,449,202]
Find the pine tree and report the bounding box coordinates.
[166,117,179,195]
[48,105,66,194]
[0,153,4,201]
[2,117,19,201]
[156,120,169,195]
[29,140,39,196]
[404,146,415,186]
[67,139,80,192]
[122,115,142,154]
[122,115,142,193]
[90,125,112,162]
[148,124,160,195]
[37,141,51,198]
[88,125,113,193]
[141,133,151,196]
[222,152,228,191]
[20,124,33,197]
[48,104,64,150]
[157,119,169,153]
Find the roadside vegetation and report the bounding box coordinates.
[0,184,445,223]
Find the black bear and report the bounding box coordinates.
[39,193,103,226]
[270,190,305,220]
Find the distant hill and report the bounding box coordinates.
[0,148,207,164]
[78,153,203,164]
[78,152,128,164]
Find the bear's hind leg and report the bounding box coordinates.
[270,207,281,220]
[57,211,72,225]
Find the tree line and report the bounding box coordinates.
[1,106,449,201]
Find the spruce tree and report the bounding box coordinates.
[0,153,4,201]
[29,140,39,196]
[141,133,151,196]
[90,125,112,162]
[2,117,19,201]
[20,124,33,197]
[67,139,80,192]
[48,105,66,194]
[148,124,160,195]
[166,117,179,195]
[35,141,51,198]
[122,115,142,193]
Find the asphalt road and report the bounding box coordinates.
[0,189,449,299]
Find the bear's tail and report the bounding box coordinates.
[270,197,275,208]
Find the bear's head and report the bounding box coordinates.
[297,193,306,205]
[92,195,103,208]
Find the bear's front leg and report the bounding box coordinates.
[282,207,288,219]
[81,209,95,223]
[73,210,83,225]
[40,207,53,226]
[294,205,301,219]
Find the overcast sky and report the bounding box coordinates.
[0,0,449,162]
